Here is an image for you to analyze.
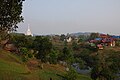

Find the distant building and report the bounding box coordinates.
[67,37,72,42]
[89,34,116,49]
[25,25,33,36]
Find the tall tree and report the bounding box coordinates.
[89,33,99,40]
[33,36,52,62]
[60,34,66,41]
[91,50,120,80]
[0,0,25,33]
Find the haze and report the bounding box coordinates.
[18,0,120,35]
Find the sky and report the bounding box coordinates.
[18,0,120,35]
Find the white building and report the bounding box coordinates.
[67,37,72,42]
[25,25,33,36]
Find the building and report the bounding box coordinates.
[66,37,72,42]
[89,34,116,49]
[25,25,33,36]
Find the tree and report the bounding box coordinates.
[65,67,78,80]
[33,36,52,62]
[60,46,75,65]
[78,35,89,42]
[10,33,34,48]
[60,34,66,41]
[48,49,59,64]
[88,33,99,40]
[0,0,25,48]
[20,47,28,62]
[91,50,120,80]
[75,58,86,69]
[0,0,25,33]
[62,47,71,60]
[72,41,79,50]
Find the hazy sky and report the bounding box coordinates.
[18,0,120,35]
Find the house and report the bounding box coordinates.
[89,34,116,49]
[66,37,72,42]
[111,35,120,39]
[97,44,103,49]
[102,38,115,47]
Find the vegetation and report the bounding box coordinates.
[88,33,99,40]
[33,36,52,62]
[0,0,25,32]
[0,0,120,80]
[91,50,120,80]
[0,50,92,80]
[65,67,78,80]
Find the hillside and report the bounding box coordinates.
[0,50,92,80]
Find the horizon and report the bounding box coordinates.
[17,30,119,36]
[18,0,120,35]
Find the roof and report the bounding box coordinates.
[111,36,120,39]
[102,38,114,43]
[95,38,102,40]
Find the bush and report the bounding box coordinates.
[48,49,59,64]
[65,67,78,80]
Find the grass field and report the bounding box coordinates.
[0,50,92,80]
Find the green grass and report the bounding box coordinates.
[77,74,92,80]
[0,59,28,73]
[0,50,30,80]
[0,50,92,80]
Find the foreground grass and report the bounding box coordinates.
[77,75,92,80]
[0,50,92,80]
[0,50,29,80]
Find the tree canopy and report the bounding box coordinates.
[33,36,53,62]
[0,0,25,33]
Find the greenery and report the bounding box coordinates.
[10,33,34,48]
[91,50,120,80]
[33,36,52,62]
[1,32,120,80]
[60,34,66,41]
[0,0,25,32]
[0,0,111,80]
[88,33,99,40]
[0,50,92,80]
[48,49,59,64]
[65,67,78,80]
[0,0,25,46]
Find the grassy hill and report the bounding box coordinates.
[0,50,92,80]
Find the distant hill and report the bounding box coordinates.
[70,32,91,37]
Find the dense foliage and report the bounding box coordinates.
[0,0,25,49]
[0,0,25,32]
[2,1,120,80]
[33,36,52,62]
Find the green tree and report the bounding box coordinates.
[33,36,52,62]
[10,33,34,48]
[75,58,86,69]
[65,67,78,80]
[0,0,25,33]
[72,41,79,50]
[78,35,89,42]
[62,47,71,60]
[0,0,25,48]
[91,50,120,80]
[79,49,91,66]
[60,34,66,41]
[20,47,28,62]
[89,33,99,40]
[60,46,75,65]
[48,49,59,64]
[116,40,120,47]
